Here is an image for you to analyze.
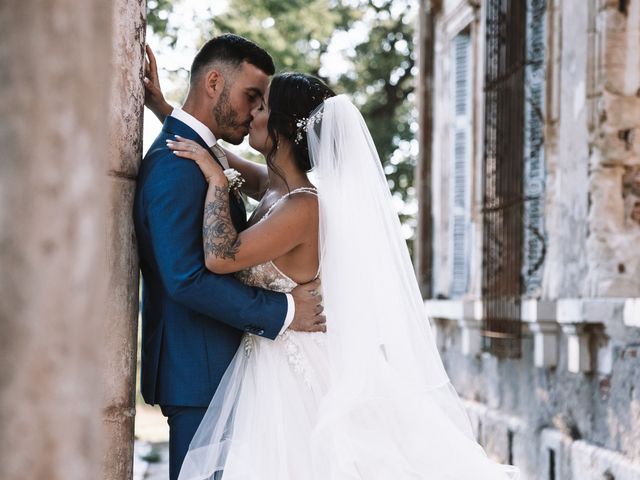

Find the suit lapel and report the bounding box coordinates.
[162,117,224,169]
[162,116,248,231]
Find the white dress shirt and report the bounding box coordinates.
[170,108,295,335]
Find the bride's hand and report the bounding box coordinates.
[167,136,226,184]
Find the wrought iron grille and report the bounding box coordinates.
[481,0,528,357]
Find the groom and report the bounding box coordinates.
[135,34,325,480]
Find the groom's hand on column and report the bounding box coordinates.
[143,44,172,123]
[289,279,326,333]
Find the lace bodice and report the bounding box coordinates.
[234,187,318,294]
[235,261,298,293]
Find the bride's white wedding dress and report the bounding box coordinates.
[179,96,520,480]
[179,189,333,480]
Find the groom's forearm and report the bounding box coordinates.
[165,268,287,339]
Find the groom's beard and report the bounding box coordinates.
[214,86,250,145]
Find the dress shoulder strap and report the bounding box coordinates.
[263,187,318,219]
[287,187,318,196]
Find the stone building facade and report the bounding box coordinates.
[416,0,640,478]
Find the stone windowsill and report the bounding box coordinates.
[423,297,640,372]
[423,297,639,327]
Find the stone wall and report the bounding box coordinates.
[421,0,640,478]
[431,315,640,479]
[585,0,640,297]
[0,2,112,479]
[103,1,146,479]
[542,0,591,299]
[0,2,146,478]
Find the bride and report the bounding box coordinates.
[151,67,519,478]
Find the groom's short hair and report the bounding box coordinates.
[190,34,275,85]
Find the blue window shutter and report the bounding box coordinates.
[450,32,472,298]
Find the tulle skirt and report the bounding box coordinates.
[178,330,519,480]
[178,331,329,480]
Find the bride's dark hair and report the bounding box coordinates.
[266,73,335,185]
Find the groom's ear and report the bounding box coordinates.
[204,69,225,99]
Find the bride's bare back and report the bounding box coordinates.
[246,187,320,285]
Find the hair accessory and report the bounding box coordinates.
[294,110,324,145]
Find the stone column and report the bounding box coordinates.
[102,1,146,480]
[0,2,112,480]
[586,0,640,296]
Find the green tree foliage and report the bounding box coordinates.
[342,1,417,208]
[208,0,360,76]
[147,0,417,239]
[147,0,176,41]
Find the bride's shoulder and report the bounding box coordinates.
[285,189,318,211]
[273,189,318,224]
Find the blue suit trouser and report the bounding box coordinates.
[161,405,208,480]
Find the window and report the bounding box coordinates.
[481,0,528,357]
[449,31,473,298]
[481,0,548,357]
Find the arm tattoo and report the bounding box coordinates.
[203,185,241,260]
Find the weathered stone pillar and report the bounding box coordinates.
[0,2,112,480]
[586,0,640,296]
[102,1,146,479]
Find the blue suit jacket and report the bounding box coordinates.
[134,116,287,407]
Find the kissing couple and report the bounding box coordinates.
[136,33,519,480]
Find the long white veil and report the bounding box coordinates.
[307,95,519,479]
